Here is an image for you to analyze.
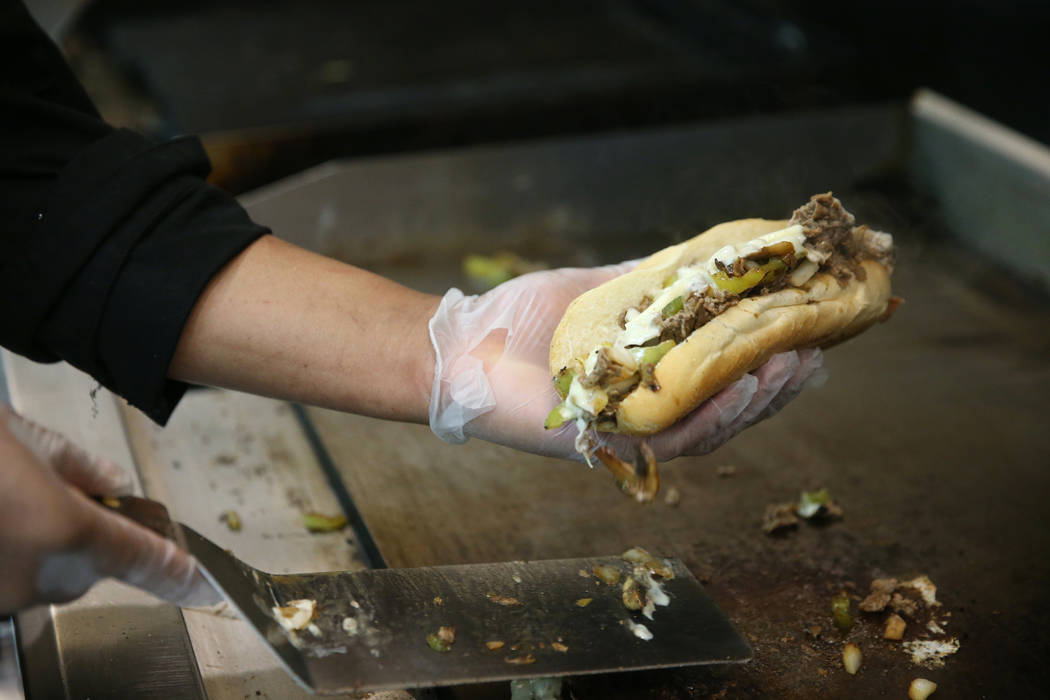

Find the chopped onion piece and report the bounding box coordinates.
[789,258,819,286]
[626,620,653,641]
[908,678,938,700]
[842,642,862,675]
[273,599,316,631]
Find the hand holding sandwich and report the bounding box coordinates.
[428,262,825,462]
[429,193,895,480]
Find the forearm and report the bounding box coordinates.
[169,235,440,423]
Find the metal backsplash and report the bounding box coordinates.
[911,89,1050,290]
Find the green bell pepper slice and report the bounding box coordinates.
[661,296,684,317]
[632,339,676,366]
[544,403,575,429]
[553,368,575,399]
[711,257,787,295]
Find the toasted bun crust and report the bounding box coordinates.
[549,218,892,435]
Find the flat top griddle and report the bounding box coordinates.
[301,211,1050,699]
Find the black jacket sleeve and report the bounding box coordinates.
[1,1,268,423]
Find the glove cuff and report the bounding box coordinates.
[427,288,498,444]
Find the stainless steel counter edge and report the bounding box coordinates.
[0,617,24,700]
[0,361,20,700]
[911,88,1050,289]
[0,350,9,406]
[2,351,207,700]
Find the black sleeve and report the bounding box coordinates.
[0,1,269,423]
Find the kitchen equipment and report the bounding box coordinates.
[102,496,751,694]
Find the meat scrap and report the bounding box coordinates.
[791,192,856,258]
[594,442,659,502]
[618,295,652,329]
[859,577,899,612]
[762,488,844,535]
[856,574,958,667]
[859,576,939,616]
[762,502,799,534]
[891,592,920,618]
[486,592,524,607]
[658,290,734,344]
[790,191,893,284]
[884,613,907,640]
[579,346,633,389]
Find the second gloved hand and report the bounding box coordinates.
[0,405,219,613]
[428,263,825,463]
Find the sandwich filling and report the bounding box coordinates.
[546,193,894,453]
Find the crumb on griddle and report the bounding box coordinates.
[763,501,800,534]
[504,653,536,665]
[427,626,455,652]
[486,592,523,606]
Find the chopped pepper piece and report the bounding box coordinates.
[427,626,455,652]
[463,252,546,289]
[711,258,787,294]
[632,339,676,367]
[463,254,515,288]
[798,488,832,518]
[712,266,763,294]
[660,296,684,317]
[831,592,854,633]
[554,369,575,399]
[544,403,575,430]
[302,512,347,532]
[219,510,242,532]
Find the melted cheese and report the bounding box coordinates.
[621,272,700,346]
[622,224,811,349]
[566,377,606,416]
[706,224,808,275]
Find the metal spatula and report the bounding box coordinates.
[102,496,751,694]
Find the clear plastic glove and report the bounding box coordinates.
[428,263,826,463]
[0,404,219,613]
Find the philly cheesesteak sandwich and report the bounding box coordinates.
[546,193,898,470]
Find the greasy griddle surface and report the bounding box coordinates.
[306,195,1050,698]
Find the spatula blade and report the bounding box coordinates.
[185,524,751,695]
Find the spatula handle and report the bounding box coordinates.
[94,495,180,541]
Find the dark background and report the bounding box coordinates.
[59,0,1049,193]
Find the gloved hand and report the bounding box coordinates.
[428,263,826,462]
[0,404,219,613]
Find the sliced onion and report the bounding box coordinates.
[789,259,819,286]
